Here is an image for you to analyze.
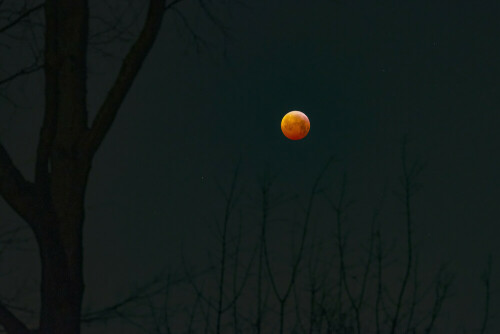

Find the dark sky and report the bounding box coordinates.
[1,0,500,332]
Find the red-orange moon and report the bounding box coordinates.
[281,110,310,140]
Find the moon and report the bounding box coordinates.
[281,110,310,140]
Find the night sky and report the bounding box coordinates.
[1,0,500,332]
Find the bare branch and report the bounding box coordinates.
[215,162,239,334]
[0,143,40,225]
[0,3,44,34]
[89,1,146,47]
[171,6,211,54]
[0,301,30,334]
[424,265,453,334]
[375,226,383,334]
[84,0,167,155]
[0,63,43,87]
[390,138,419,334]
[479,254,492,334]
[263,156,334,334]
[404,253,419,333]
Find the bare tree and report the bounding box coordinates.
[180,162,256,334]
[389,138,425,334]
[144,147,493,334]
[0,0,227,333]
[262,158,333,334]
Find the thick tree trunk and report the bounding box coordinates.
[35,160,90,334]
[38,1,90,332]
[0,1,165,333]
[37,213,84,334]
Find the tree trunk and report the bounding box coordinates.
[35,160,90,334]
[38,1,89,332]
[0,0,165,332]
[37,213,84,334]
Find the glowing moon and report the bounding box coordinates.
[281,110,310,140]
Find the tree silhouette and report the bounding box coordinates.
[0,1,211,333]
[164,146,492,334]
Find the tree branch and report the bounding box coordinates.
[0,143,39,225]
[83,0,166,154]
[0,64,43,87]
[0,301,30,334]
[390,139,417,334]
[0,3,44,34]
[479,254,492,334]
